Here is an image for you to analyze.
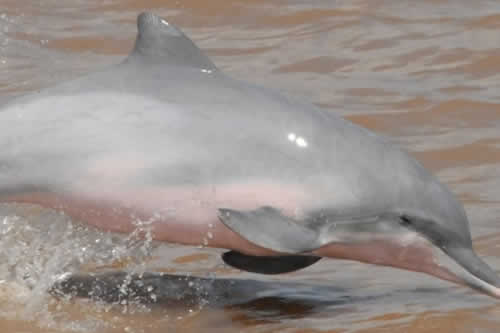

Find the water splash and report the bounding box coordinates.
[0,204,162,324]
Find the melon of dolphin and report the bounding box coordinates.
[1,12,499,298]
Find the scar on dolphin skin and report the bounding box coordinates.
[1,12,500,300]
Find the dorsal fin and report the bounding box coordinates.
[126,12,217,70]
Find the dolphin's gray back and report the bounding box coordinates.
[0,13,470,245]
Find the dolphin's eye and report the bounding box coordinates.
[400,215,413,227]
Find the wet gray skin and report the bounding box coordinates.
[1,12,499,299]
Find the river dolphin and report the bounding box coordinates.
[1,12,499,299]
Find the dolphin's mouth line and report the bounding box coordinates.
[446,246,500,286]
[440,246,500,298]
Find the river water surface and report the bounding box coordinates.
[1,0,500,332]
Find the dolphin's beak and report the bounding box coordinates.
[444,246,500,298]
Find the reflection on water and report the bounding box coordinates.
[47,270,495,331]
[1,0,500,332]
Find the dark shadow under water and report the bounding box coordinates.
[50,272,456,322]
[51,271,385,320]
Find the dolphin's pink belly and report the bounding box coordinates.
[0,185,467,291]
[0,183,309,256]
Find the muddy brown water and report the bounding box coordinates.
[1,0,500,332]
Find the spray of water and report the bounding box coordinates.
[0,202,223,333]
[0,204,163,327]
